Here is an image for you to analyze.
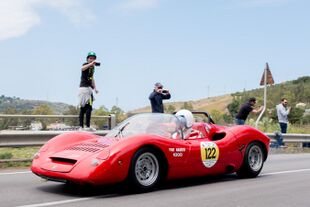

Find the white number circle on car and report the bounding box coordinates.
[200,142,219,168]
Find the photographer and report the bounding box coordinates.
[149,82,171,113]
[78,51,100,130]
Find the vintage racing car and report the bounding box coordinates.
[31,110,270,190]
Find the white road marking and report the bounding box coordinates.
[0,171,31,176]
[16,197,100,207]
[262,168,310,176]
[7,168,310,207]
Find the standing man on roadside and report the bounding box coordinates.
[149,82,171,113]
[276,98,291,134]
[78,51,100,130]
[235,97,263,125]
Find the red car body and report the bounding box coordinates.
[31,112,270,190]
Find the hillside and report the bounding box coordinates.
[130,94,233,114]
[0,95,72,115]
[130,76,310,115]
[232,76,310,107]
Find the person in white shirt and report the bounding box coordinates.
[276,98,291,134]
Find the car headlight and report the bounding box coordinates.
[97,149,110,160]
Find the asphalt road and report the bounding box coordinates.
[1,153,310,207]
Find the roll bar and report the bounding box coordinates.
[173,111,215,124]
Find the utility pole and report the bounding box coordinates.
[116,97,119,107]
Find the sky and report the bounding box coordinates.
[0,0,309,112]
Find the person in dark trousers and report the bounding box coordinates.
[149,82,171,113]
[78,51,100,130]
[275,98,291,147]
[276,98,291,133]
[235,97,263,125]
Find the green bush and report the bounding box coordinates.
[247,118,310,134]
[0,152,13,159]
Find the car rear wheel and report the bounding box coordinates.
[128,147,162,191]
[237,142,264,178]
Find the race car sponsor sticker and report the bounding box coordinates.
[169,147,186,157]
[200,142,219,168]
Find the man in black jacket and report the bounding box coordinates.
[235,97,263,125]
[149,82,171,113]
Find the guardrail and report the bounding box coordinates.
[0,130,109,164]
[0,114,116,130]
[266,133,310,143]
[1,131,309,148]
[0,130,109,147]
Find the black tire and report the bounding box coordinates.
[237,141,265,178]
[127,147,164,191]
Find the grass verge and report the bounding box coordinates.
[0,147,40,169]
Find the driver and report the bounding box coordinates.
[175,109,194,139]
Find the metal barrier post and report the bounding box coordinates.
[109,114,116,129]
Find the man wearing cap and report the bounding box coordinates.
[235,97,263,125]
[78,51,100,130]
[149,82,171,113]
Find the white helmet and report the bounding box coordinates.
[175,109,194,128]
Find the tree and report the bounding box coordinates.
[32,104,54,130]
[302,114,310,125]
[63,106,79,126]
[222,113,233,124]
[182,102,194,110]
[210,109,223,124]
[0,108,18,129]
[93,106,110,116]
[165,104,176,113]
[289,107,304,124]
[93,106,110,129]
[32,104,53,115]
[111,105,126,123]
[227,99,240,118]
[63,106,79,115]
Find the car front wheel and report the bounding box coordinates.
[128,147,162,191]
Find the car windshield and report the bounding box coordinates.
[105,113,183,139]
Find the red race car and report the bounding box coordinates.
[31,110,270,191]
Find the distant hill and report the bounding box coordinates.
[232,76,310,107]
[0,95,73,115]
[130,94,233,114]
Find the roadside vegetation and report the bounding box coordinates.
[0,147,39,169]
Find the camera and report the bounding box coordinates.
[162,90,168,93]
[95,62,101,66]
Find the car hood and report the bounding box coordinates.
[41,137,118,173]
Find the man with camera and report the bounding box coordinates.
[149,82,171,113]
[78,51,100,130]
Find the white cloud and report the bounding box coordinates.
[116,0,159,13]
[44,0,95,25]
[0,0,95,41]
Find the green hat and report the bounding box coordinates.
[87,51,96,58]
